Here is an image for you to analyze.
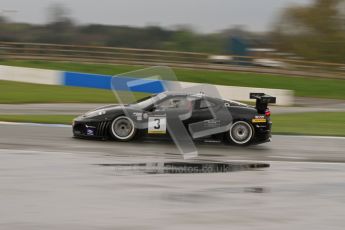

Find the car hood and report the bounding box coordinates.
[81,104,124,117]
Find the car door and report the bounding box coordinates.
[146,96,192,135]
[188,98,216,123]
[187,98,231,139]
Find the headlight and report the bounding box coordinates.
[84,109,106,118]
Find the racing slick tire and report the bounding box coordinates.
[110,116,137,142]
[225,121,254,146]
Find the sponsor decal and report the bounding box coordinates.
[86,128,95,136]
[86,125,96,136]
[133,112,143,121]
[148,116,167,134]
[252,116,267,123]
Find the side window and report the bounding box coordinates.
[198,99,215,109]
[156,97,190,110]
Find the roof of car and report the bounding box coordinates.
[160,91,207,98]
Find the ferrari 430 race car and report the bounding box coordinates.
[72,92,276,146]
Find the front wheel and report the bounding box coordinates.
[225,121,254,146]
[110,116,137,141]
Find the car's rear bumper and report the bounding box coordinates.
[252,122,272,144]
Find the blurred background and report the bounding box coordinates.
[0,0,344,136]
[1,0,345,63]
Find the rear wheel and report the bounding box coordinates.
[110,116,136,141]
[225,121,254,145]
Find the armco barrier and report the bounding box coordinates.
[0,65,294,105]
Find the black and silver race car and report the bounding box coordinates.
[72,92,276,146]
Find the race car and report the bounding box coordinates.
[72,92,276,146]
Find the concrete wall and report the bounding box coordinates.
[0,65,61,85]
[178,82,294,106]
[0,65,294,105]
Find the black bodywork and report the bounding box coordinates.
[73,92,275,145]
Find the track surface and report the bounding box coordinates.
[1,123,345,229]
[1,122,344,162]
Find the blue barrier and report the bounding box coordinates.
[63,72,112,90]
[62,72,165,93]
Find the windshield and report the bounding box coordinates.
[133,93,167,109]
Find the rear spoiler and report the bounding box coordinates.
[250,93,276,113]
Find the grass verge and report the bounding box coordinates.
[0,112,344,137]
[272,112,345,136]
[0,80,148,104]
[0,115,75,125]
[1,60,345,100]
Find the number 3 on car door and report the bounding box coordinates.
[154,119,160,129]
[148,117,166,134]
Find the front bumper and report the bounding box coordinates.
[72,119,111,139]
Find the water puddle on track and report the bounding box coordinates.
[96,161,270,175]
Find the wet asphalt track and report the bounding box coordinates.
[1,122,344,163]
[1,122,345,230]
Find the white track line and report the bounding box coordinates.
[0,121,70,128]
[274,135,345,140]
[268,155,308,160]
[222,159,345,165]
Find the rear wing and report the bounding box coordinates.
[250,93,276,113]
